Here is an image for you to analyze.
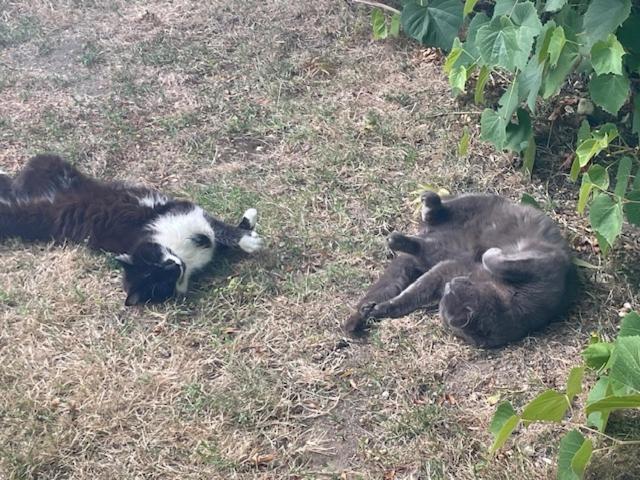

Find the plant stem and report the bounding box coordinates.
[422,111,482,119]
[349,0,401,15]
[568,422,640,446]
[608,146,637,155]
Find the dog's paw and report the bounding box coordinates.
[372,301,391,317]
[386,232,404,251]
[359,301,378,318]
[242,208,258,229]
[239,230,264,253]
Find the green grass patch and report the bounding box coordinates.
[0,16,41,47]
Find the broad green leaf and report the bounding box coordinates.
[625,190,640,226]
[463,0,478,17]
[444,38,463,73]
[591,34,626,76]
[618,13,640,55]
[548,26,565,68]
[571,437,593,479]
[521,389,569,424]
[520,193,540,208]
[509,1,543,70]
[390,13,401,37]
[619,311,640,338]
[577,182,593,215]
[577,119,590,145]
[541,40,580,98]
[449,65,467,95]
[578,165,608,214]
[566,366,584,401]
[522,132,535,175]
[558,430,591,480]
[389,13,400,37]
[489,415,519,453]
[481,109,507,149]
[585,394,640,415]
[633,95,640,143]
[590,72,630,115]
[600,123,619,143]
[569,157,581,182]
[489,401,520,453]
[586,164,609,190]
[401,0,464,51]
[498,78,520,121]
[372,9,388,40]
[575,124,616,168]
[489,401,517,436]
[634,168,640,190]
[595,232,611,256]
[504,108,532,152]
[544,0,566,12]
[554,4,583,37]
[576,139,601,168]
[614,156,633,197]
[518,56,543,113]
[493,0,520,17]
[458,127,470,157]
[589,193,623,247]
[537,19,555,63]
[475,65,490,104]
[586,376,611,431]
[460,12,489,64]
[476,16,521,71]
[583,0,631,48]
[609,336,640,395]
[618,14,640,74]
[576,139,606,168]
[583,341,613,370]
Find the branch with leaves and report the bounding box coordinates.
[364,0,640,253]
[489,311,640,479]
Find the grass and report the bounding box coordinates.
[1,0,639,479]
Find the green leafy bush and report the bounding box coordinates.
[365,0,640,251]
[489,310,640,479]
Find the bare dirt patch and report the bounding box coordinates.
[1,1,638,479]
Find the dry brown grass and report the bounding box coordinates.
[1,1,639,479]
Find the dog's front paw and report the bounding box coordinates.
[359,301,378,318]
[386,232,407,251]
[421,191,442,209]
[239,230,264,253]
[343,302,376,333]
[242,208,258,229]
[372,301,391,318]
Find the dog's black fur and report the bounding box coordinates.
[0,154,263,305]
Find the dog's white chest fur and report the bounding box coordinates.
[149,207,215,292]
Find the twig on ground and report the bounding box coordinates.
[422,111,482,119]
[0,61,18,70]
[349,0,401,14]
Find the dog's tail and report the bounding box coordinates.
[0,203,54,242]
